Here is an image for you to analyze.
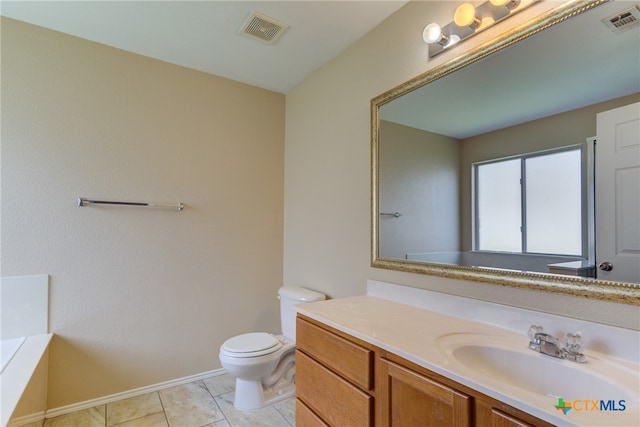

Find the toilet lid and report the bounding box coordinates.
[221,332,282,357]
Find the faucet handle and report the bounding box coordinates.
[563,332,584,354]
[528,325,544,342]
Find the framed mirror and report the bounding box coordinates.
[371,0,640,304]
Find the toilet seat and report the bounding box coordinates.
[221,332,282,358]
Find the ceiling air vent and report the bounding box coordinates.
[240,11,289,44]
[602,5,640,33]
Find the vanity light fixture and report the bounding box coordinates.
[423,0,536,58]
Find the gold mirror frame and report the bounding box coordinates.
[371,0,640,305]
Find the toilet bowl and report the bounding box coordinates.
[218,287,325,410]
[219,333,296,410]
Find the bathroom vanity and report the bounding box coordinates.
[296,315,551,426]
[295,281,640,427]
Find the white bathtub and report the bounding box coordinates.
[1,275,50,426]
[1,337,27,374]
[0,334,52,427]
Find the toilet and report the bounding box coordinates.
[219,286,325,410]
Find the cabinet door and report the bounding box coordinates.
[380,359,471,427]
[489,409,535,427]
[475,399,554,427]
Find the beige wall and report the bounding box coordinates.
[1,18,285,408]
[284,1,639,329]
[379,121,460,259]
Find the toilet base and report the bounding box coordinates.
[233,377,295,410]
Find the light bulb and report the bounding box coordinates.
[448,34,461,46]
[422,23,449,46]
[454,3,481,29]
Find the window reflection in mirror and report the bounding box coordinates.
[474,145,584,257]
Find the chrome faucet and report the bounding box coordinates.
[528,325,587,363]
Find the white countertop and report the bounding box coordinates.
[296,282,639,427]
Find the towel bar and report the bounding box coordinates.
[77,197,184,211]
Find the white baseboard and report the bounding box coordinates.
[7,410,45,427]
[44,368,227,419]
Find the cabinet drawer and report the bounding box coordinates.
[296,398,329,427]
[297,316,373,390]
[297,350,373,427]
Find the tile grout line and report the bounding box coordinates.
[201,379,219,427]
[159,390,171,427]
[156,389,172,427]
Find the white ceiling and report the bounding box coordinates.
[0,0,408,94]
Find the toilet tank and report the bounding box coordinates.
[278,286,325,341]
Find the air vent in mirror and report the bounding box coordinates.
[602,5,640,33]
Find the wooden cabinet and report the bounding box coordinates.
[378,352,553,427]
[378,358,471,426]
[296,316,373,390]
[475,399,547,427]
[296,314,553,427]
[296,398,329,427]
[296,350,373,426]
[488,410,536,427]
[296,316,375,426]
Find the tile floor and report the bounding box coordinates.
[28,374,296,427]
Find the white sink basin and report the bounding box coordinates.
[437,333,639,402]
